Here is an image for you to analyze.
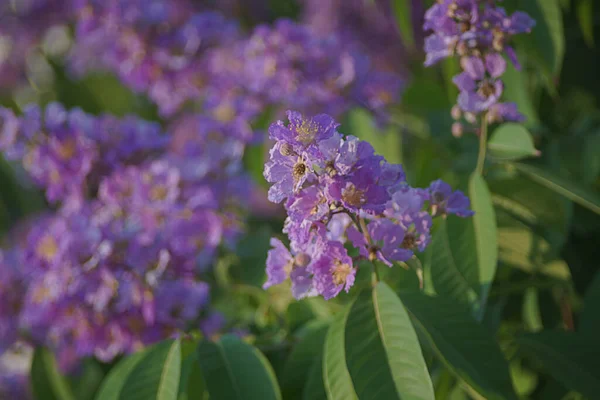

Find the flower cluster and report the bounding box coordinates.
[0,103,168,210]
[263,111,473,299]
[70,1,240,117]
[423,0,535,134]
[69,4,402,121]
[207,19,403,119]
[301,0,423,75]
[0,104,249,369]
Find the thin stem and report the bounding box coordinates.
[475,113,489,175]
[372,263,381,283]
[359,217,372,244]
[358,216,381,282]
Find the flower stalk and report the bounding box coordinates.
[476,113,489,175]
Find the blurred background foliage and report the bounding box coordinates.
[1,0,600,399]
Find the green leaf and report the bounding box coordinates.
[344,283,435,400]
[346,108,402,164]
[488,123,539,160]
[517,331,600,398]
[521,0,565,76]
[579,270,600,337]
[244,143,267,187]
[178,340,206,400]
[429,174,498,319]
[513,162,600,215]
[323,305,357,400]
[72,360,105,400]
[119,339,182,400]
[399,292,517,400]
[469,174,499,310]
[392,0,414,49]
[489,172,572,249]
[510,360,538,397]
[30,347,75,400]
[95,351,147,400]
[523,288,544,332]
[501,59,538,124]
[303,352,328,400]
[282,320,329,400]
[197,334,281,400]
[576,0,594,47]
[428,219,479,308]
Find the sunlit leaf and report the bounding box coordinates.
[488,123,539,160]
[323,305,357,400]
[344,283,435,400]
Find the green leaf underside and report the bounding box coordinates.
[323,304,358,400]
[513,162,600,215]
[518,331,600,398]
[400,292,517,400]
[522,0,565,76]
[178,351,206,400]
[468,173,498,318]
[119,339,181,400]
[303,351,328,400]
[344,283,434,400]
[579,271,600,337]
[429,174,497,319]
[577,0,594,47]
[392,0,414,49]
[197,334,281,400]
[282,320,329,400]
[95,351,147,400]
[429,219,480,311]
[488,123,538,160]
[31,347,75,400]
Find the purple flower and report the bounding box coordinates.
[269,111,337,151]
[0,109,19,153]
[454,56,504,113]
[487,102,526,124]
[264,142,314,203]
[424,34,455,67]
[155,280,209,324]
[264,237,317,299]
[262,111,473,300]
[347,219,411,267]
[200,312,226,338]
[312,241,355,300]
[427,179,474,218]
[326,170,389,214]
[423,0,535,128]
[286,186,330,223]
